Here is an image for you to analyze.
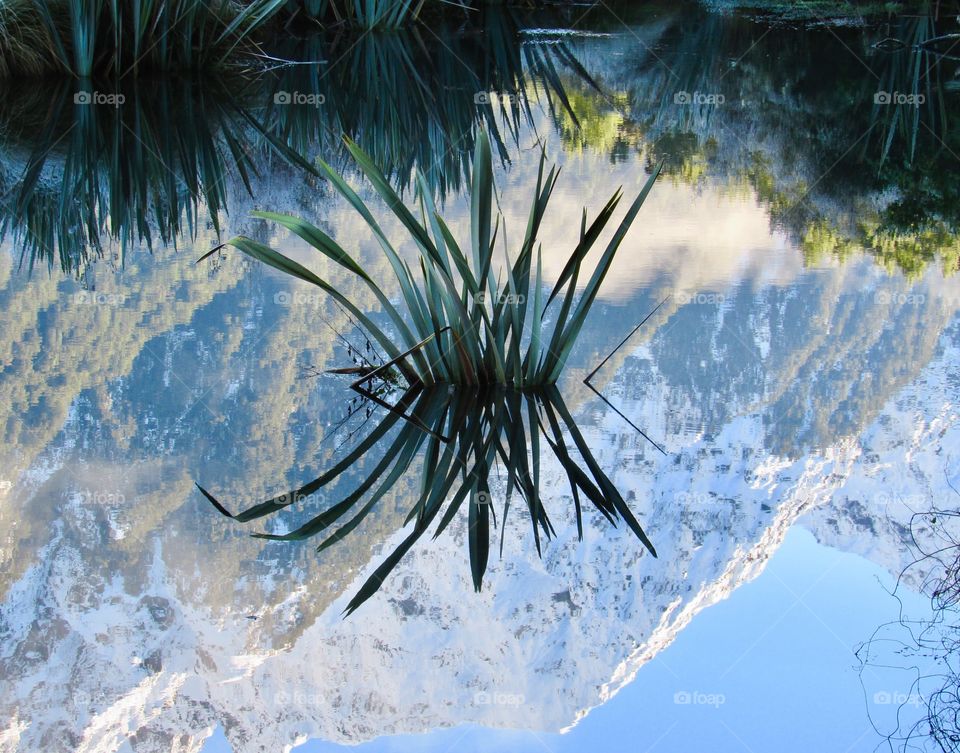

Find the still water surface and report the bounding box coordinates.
[1,2,959,751]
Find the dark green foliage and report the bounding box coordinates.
[216,129,661,387]
[199,385,657,614]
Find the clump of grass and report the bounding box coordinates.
[199,385,657,614]
[0,0,286,77]
[212,129,661,388]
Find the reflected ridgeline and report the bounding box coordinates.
[198,384,659,615]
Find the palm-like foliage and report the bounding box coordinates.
[215,129,660,387]
[199,385,657,614]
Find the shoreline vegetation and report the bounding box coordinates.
[0,0,956,280]
[0,0,953,78]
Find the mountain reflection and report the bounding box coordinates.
[1,3,960,752]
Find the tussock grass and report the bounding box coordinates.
[200,385,658,613]
[214,129,661,388]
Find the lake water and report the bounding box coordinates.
[1,2,960,752]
